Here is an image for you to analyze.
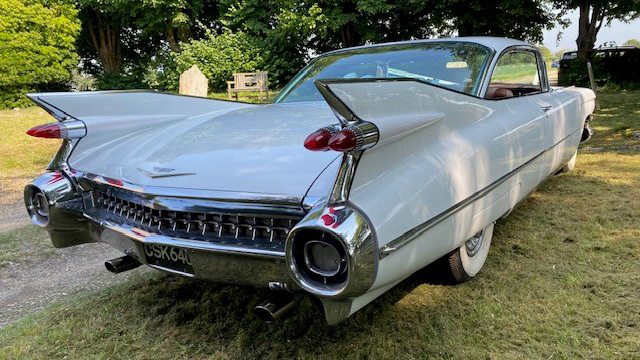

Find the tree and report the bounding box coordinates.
[551,0,640,60]
[127,0,222,52]
[433,0,557,43]
[220,0,328,85]
[0,0,80,107]
[311,0,446,51]
[161,29,265,91]
[76,0,222,89]
[624,38,640,47]
[537,45,553,61]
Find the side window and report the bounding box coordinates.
[486,50,542,99]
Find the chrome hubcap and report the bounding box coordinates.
[465,229,485,257]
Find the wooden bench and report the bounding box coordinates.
[227,71,269,100]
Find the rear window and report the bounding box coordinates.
[276,42,492,103]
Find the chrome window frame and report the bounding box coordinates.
[482,45,550,100]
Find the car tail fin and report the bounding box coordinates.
[26,90,254,124]
[309,79,444,151]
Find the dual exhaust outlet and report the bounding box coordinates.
[104,255,294,323]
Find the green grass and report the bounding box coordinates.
[0,226,52,267]
[491,63,538,83]
[209,89,280,103]
[582,91,640,149]
[0,108,61,204]
[1,92,639,360]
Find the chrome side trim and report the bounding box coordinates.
[379,130,579,258]
[47,139,77,171]
[328,152,362,204]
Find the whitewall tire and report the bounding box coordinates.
[446,222,494,283]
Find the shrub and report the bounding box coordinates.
[0,0,80,108]
[158,29,266,92]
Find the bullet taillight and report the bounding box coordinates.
[328,129,358,152]
[26,121,86,139]
[304,122,378,153]
[304,128,336,151]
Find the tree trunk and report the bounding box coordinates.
[166,25,181,52]
[576,2,605,61]
[340,23,364,47]
[87,9,122,74]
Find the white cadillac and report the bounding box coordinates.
[24,37,595,325]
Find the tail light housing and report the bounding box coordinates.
[304,122,378,153]
[27,121,86,139]
[304,127,338,151]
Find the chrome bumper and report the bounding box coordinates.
[24,171,295,288]
[25,171,380,325]
[96,220,292,287]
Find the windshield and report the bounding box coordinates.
[275,41,492,103]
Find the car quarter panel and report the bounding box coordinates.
[323,81,553,290]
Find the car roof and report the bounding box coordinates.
[322,36,532,56]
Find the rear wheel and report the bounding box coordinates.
[440,223,494,284]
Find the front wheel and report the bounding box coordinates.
[442,223,494,284]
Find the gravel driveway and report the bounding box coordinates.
[0,202,146,328]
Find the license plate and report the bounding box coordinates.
[144,244,194,274]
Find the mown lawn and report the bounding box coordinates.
[0,226,51,268]
[0,108,61,205]
[1,91,639,360]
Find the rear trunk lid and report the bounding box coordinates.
[29,91,340,198]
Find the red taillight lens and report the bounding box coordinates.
[304,123,378,153]
[328,129,358,152]
[304,128,334,151]
[104,177,124,187]
[26,123,62,138]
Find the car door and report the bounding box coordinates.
[528,82,583,177]
[484,48,548,189]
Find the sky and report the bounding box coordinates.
[543,9,640,53]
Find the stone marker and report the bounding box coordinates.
[179,65,208,97]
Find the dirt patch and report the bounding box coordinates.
[0,235,147,328]
[0,201,30,232]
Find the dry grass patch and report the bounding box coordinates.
[0,108,60,205]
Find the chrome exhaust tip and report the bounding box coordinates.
[254,293,295,323]
[105,255,141,274]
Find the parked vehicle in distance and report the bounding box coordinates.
[24,37,595,325]
[559,46,640,85]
